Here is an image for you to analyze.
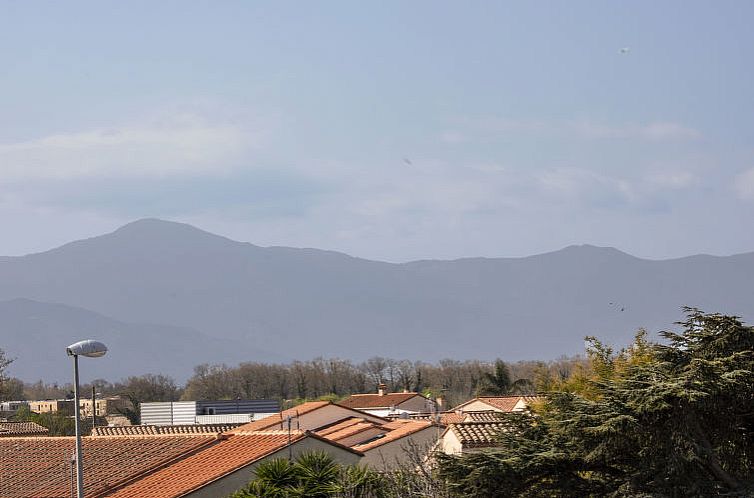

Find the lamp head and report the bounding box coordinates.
[66,340,108,358]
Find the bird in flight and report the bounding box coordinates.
[403,158,413,166]
[619,47,630,54]
[609,302,626,312]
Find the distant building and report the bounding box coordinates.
[140,399,279,426]
[28,399,75,416]
[0,401,29,415]
[339,384,437,417]
[79,396,131,417]
[452,395,542,413]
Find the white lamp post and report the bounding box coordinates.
[66,340,107,498]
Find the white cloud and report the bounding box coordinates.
[639,122,701,141]
[572,120,701,141]
[535,167,624,198]
[439,131,468,144]
[0,114,258,182]
[453,116,701,142]
[734,168,754,200]
[646,170,698,189]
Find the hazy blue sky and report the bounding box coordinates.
[1,1,753,261]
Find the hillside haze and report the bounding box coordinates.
[1,218,753,382]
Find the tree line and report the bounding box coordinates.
[1,350,586,412]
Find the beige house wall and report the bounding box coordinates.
[80,397,131,418]
[439,429,463,455]
[511,399,528,411]
[28,400,75,415]
[186,437,361,498]
[360,426,442,471]
[457,398,531,413]
[267,404,384,432]
[457,399,501,412]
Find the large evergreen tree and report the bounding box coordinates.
[438,309,754,497]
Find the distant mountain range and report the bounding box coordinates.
[1,218,752,383]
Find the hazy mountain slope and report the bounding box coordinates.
[0,298,285,383]
[0,219,752,369]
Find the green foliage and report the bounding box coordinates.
[117,373,179,424]
[438,309,754,497]
[13,404,78,436]
[480,359,535,396]
[230,451,385,498]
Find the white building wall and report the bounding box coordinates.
[140,402,174,425]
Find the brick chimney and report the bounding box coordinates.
[378,383,387,396]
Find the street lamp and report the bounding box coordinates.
[66,340,107,498]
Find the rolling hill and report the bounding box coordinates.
[1,218,752,382]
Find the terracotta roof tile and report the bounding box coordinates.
[0,435,215,498]
[463,411,506,422]
[102,431,306,498]
[352,420,435,451]
[449,421,506,448]
[439,412,467,425]
[315,417,383,443]
[339,393,422,409]
[0,421,49,436]
[91,424,240,437]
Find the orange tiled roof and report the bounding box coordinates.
[102,431,307,498]
[315,417,383,443]
[387,411,467,425]
[449,421,506,448]
[0,434,216,498]
[0,421,49,436]
[339,392,422,409]
[352,420,434,451]
[91,424,241,437]
[439,412,467,425]
[231,401,331,433]
[463,411,505,422]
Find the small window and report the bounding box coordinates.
[204,407,216,415]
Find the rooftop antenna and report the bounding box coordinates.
[287,415,293,461]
